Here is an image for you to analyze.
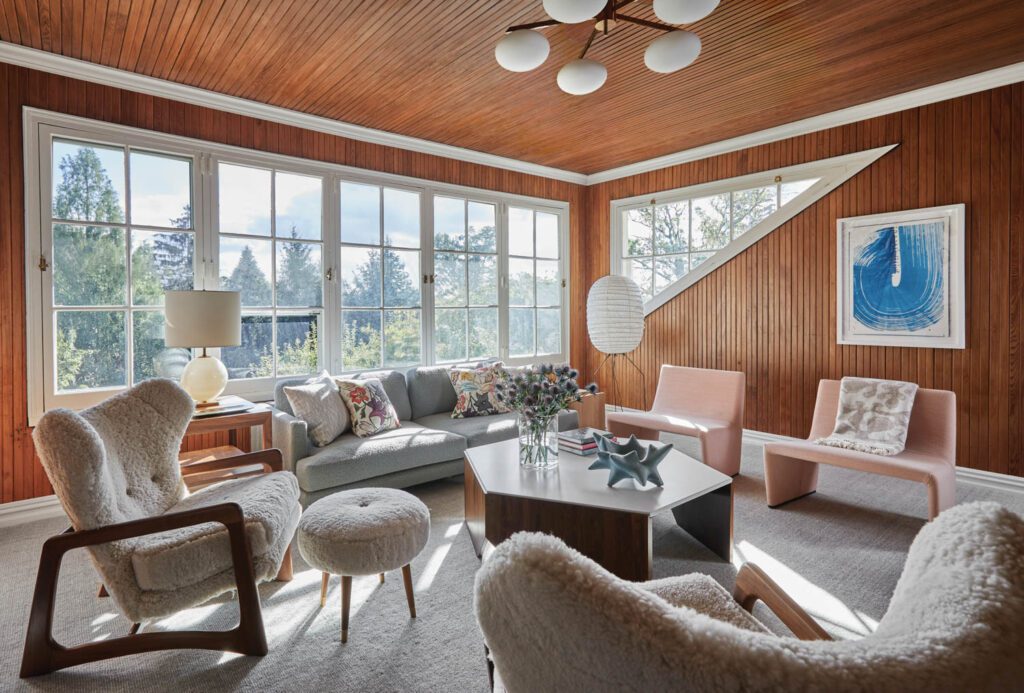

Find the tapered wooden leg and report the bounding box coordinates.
[275,545,293,582]
[340,576,352,643]
[319,572,329,608]
[379,573,385,584]
[128,623,141,635]
[402,564,416,619]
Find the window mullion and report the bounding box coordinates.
[498,202,509,363]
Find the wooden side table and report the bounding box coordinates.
[569,391,607,430]
[180,402,273,487]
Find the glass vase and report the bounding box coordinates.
[518,413,559,469]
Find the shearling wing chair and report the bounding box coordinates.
[22,379,302,678]
[475,502,1024,692]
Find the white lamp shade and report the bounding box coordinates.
[653,0,720,24]
[557,59,607,95]
[495,29,550,72]
[164,290,241,348]
[645,30,701,73]
[543,0,606,23]
[587,275,645,354]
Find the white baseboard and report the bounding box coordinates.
[604,405,1024,497]
[0,494,65,528]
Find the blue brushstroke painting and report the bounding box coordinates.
[852,222,945,332]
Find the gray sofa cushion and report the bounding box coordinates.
[294,422,465,493]
[349,369,413,422]
[413,410,579,448]
[406,366,458,419]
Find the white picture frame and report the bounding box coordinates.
[837,203,965,349]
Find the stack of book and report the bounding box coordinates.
[558,427,611,456]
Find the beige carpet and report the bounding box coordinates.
[2,434,1022,692]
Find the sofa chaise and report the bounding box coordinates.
[273,366,579,506]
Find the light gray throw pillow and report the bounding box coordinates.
[284,372,350,447]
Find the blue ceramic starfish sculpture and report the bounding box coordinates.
[588,433,674,487]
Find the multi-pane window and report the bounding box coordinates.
[508,207,562,357]
[433,196,499,363]
[340,182,422,370]
[30,114,569,419]
[218,163,323,379]
[623,178,817,301]
[49,138,194,393]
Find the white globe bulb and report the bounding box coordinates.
[495,30,550,72]
[543,0,607,24]
[557,59,607,95]
[644,30,701,73]
[653,0,720,24]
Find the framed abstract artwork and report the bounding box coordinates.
[837,204,965,349]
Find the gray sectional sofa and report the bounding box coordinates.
[272,366,578,506]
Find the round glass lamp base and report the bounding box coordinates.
[180,355,229,404]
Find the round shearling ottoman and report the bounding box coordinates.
[298,488,430,642]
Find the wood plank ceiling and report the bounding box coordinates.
[1,0,1024,174]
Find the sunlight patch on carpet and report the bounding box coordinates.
[734,540,879,638]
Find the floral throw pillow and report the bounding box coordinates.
[450,363,511,418]
[336,378,401,438]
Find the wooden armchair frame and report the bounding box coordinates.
[732,562,832,641]
[21,449,292,678]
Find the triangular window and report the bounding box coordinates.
[611,146,894,314]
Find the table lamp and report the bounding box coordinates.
[164,290,241,405]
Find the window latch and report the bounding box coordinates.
[325,267,333,281]
[561,279,566,288]
[38,254,48,272]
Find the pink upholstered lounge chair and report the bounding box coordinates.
[763,379,956,520]
[605,365,745,476]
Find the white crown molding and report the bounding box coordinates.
[2,41,1023,188]
[0,494,65,528]
[0,41,589,185]
[585,60,1024,185]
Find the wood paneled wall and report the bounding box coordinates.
[575,84,1024,477]
[4,65,1023,503]
[0,64,586,504]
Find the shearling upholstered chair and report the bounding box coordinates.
[22,379,302,677]
[475,502,1024,692]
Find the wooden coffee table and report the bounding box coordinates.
[464,437,733,581]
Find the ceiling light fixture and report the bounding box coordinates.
[495,0,719,95]
[653,0,720,25]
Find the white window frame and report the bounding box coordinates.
[610,146,898,315]
[212,158,329,399]
[24,108,570,424]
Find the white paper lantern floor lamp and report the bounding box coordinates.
[586,275,647,410]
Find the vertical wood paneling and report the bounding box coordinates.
[577,86,1024,477]
[0,64,586,503]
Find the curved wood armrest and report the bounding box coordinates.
[180,448,284,478]
[21,501,267,678]
[733,563,831,641]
